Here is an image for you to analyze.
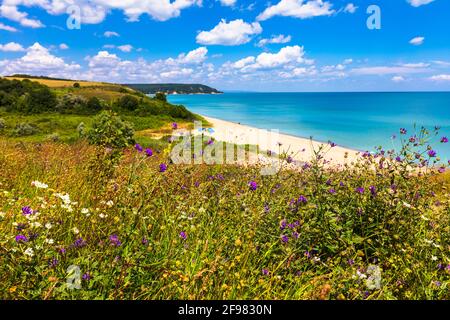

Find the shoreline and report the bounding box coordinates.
[198,115,361,165]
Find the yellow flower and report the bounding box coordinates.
[235,239,242,246]
[9,287,17,293]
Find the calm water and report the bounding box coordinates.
[169,92,450,161]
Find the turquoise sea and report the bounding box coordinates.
[169,92,450,161]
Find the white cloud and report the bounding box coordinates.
[432,60,450,67]
[0,43,80,77]
[118,45,133,52]
[392,76,405,82]
[407,0,435,7]
[351,65,428,75]
[104,31,120,38]
[343,58,353,65]
[409,36,425,46]
[0,22,17,32]
[344,3,357,13]
[231,56,256,69]
[59,43,69,50]
[219,0,237,6]
[178,47,208,64]
[257,34,292,47]
[0,0,203,27]
[429,74,450,81]
[0,4,44,28]
[399,62,430,68]
[257,0,334,21]
[197,19,262,46]
[0,42,25,52]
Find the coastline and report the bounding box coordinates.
[198,115,361,165]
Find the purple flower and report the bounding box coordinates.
[438,167,446,174]
[369,186,377,197]
[249,181,258,191]
[59,247,66,254]
[48,258,58,268]
[441,137,448,143]
[264,204,270,213]
[328,188,336,194]
[428,150,437,158]
[262,269,269,276]
[145,148,153,157]
[280,219,287,230]
[356,187,365,194]
[207,139,214,145]
[298,195,308,204]
[73,237,87,248]
[21,206,33,216]
[292,231,299,239]
[400,128,407,135]
[15,234,28,243]
[348,259,355,266]
[286,156,293,164]
[395,156,402,162]
[281,235,289,243]
[159,163,167,173]
[135,144,143,152]
[179,231,187,240]
[82,273,92,281]
[109,234,122,247]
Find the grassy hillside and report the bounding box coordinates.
[5,75,117,89]
[124,83,223,94]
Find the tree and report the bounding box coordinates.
[117,95,139,111]
[154,92,167,102]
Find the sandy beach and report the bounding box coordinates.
[197,115,361,166]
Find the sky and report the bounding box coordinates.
[0,0,450,92]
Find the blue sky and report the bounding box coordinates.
[0,0,450,91]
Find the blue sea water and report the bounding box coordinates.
[168,92,450,161]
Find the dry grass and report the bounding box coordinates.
[4,77,117,88]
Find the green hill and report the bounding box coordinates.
[123,83,223,95]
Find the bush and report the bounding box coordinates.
[86,97,103,112]
[154,92,167,102]
[73,82,81,88]
[86,111,135,149]
[11,123,40,136]
[0,118,5,131]
[56,94,87,114]
[117,95,139,111]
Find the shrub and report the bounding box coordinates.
[154,92,167,102]
[73,82,81,88]
[117,95,139,111]
[86,111,135,149]
[86,97,103,112]
[46,133,60,142]
[11,122,40,136]
[56,94,87,114]
[0,118,5,131]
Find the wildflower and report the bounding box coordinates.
[159,163,168,173]
[45,238,55,244]
[395,156,402,162]
[106,200,114,207]
[207,139,214,145]
[180,232,187,240]
[0,211,5,218]
[328,188,336,194]
[24,248,34,257]
[356,187,365,194]
[292,231,299,239]
[428,150,437,158]
[135,144,143,152]
[280,219,287,230]
[48,258,58,268]
[72,227,80,235]
[400,128,407,135]
[286,156,293,164]
[145,148,153,157]
[73,237,86,248]
[298,195,308,204]
[262,269,269,276]
[281,235,289,243]
[264,204,270,213]
[172,122,178,130]
[15,235,28,243]
[249,181,258,191]
[369,186,377,197]
[31,181,48,189]
[22,206,33,216]
[348,259,355,266]
[441,137,448,143]
[82,273,92,281]
[109,234,122,247]
[438,167,446,174]
[81,208,89,215]
[142,237,149,245]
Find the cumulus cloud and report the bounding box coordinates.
[409,36,425,46]
[429,74,450,81]
[407,0,435,7]
[0,42,26,52]
[59,43,69,50]
[256,0,334,21]
[219,0,237,6]
[0,0,203,28]
[104,31,120,38]
[118,45,133,53]
[0,43,81,77]
[177,47,208,64]
[0,22,17,32]
[196,19,262,46]
[343,3,357,13]
[257,34,292,47]
[392,76,405,82]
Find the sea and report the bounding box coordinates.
[168,92,450,161]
